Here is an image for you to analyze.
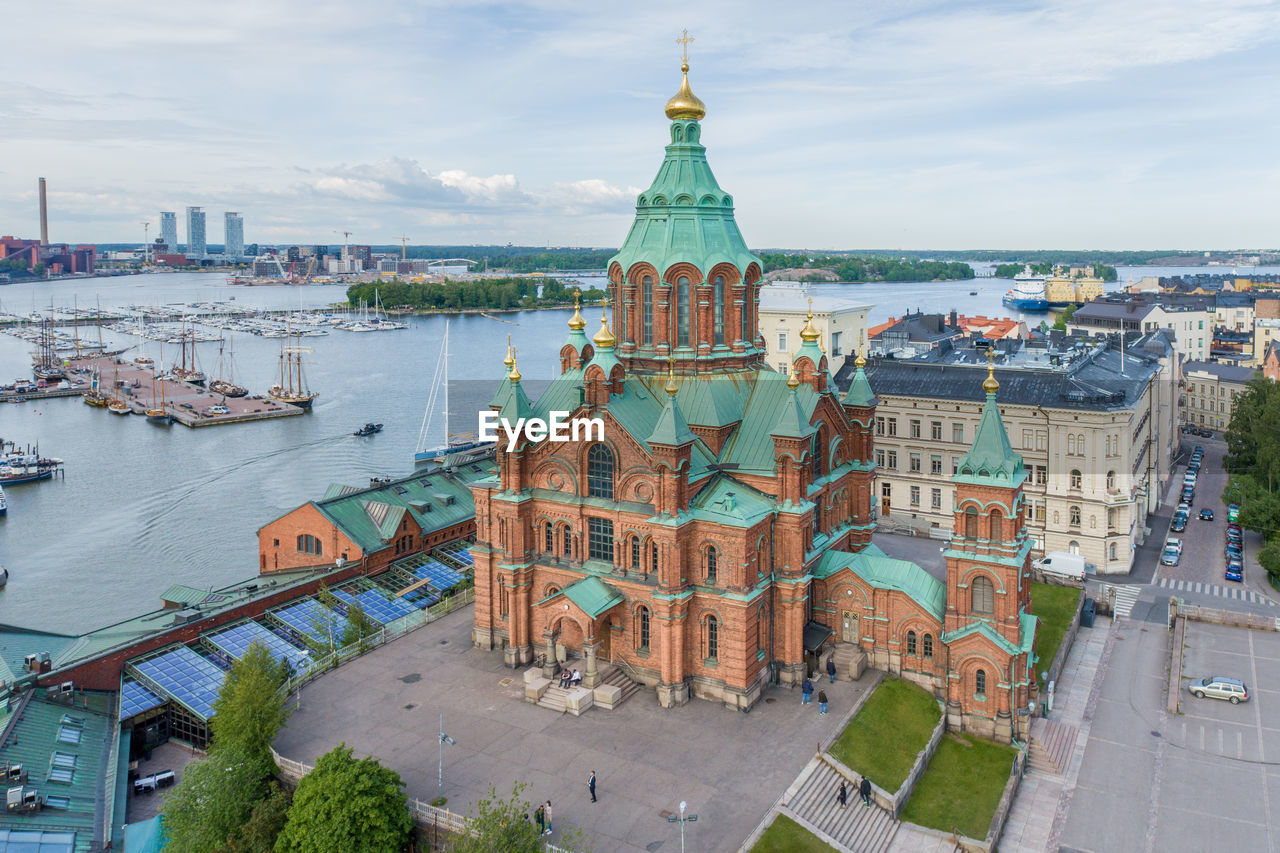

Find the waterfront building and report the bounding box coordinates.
[468,59,1035,740]
[1183,361,1257,431]
[224,211,244,258]
[185,206,206,257]
[1043,275,1105,306]
[1068,294,1210,363]
[758,281,869,373]
[842,332,1178,574]
[160,211,178,253]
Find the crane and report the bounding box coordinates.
[399,235,410,261]
[140,221,150,262]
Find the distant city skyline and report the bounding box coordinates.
[3,1,1280,249]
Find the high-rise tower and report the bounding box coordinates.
[224,212,244,258]
[160,212,178,253]
[186,207,206,257]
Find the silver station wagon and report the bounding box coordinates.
[1188,676,1249,704]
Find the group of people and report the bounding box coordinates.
[557,667,583,689]
[837,777,874,808]
[801,655,840,714]
[529,771,598,838]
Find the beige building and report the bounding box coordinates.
[1183,361,1257,431]
[1069,299,1210,364]
[843,334,1179,575]
[759,281,869,374]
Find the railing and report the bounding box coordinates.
[610,654,645,686]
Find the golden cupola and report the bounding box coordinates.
[568,289,586,331]
[593,299,616,348]
[665,59,706,121]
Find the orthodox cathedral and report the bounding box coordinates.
[470,55,1038,742]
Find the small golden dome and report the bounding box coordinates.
[786,359,800,390]
[855,347,866,369]
[503,334,515,369]
[983,349,999,394]
[664,60,706,121]
[665,358,678,397]
[799,299,820,343]
[593,298,616,347]
[568,288,586,331]
[509,350,522,383]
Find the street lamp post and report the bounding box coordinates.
[666,799,698,852]
[438,713,456,802]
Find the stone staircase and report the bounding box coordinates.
[536,684,574,713]
[598,665,641,707]
[783,758,898,852]
[1027,718,1077,775]
[829,642,866,682]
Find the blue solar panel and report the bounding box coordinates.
[406,559,463,589]
[273,599,342,642]
[132,645,225,720]
[332,587,416,624]
[120,679,166,718]
[207,621,312,674]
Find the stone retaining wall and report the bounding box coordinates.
[1043,589,1086,688]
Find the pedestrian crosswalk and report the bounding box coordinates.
[1111,584,1141,619]
[1157,577,1276,606]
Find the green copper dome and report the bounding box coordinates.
[609,118,760,278]
[954,390,1025,487]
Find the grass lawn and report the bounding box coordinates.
[1031,582,1082,689]
[749,813,836,853]
[828,676,941,792]
[900,733,1017,840]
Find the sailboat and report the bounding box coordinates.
[146,371,171,424]
[82,368,108,407]
[414,320,492,464]
[107,361,131,415]
[31,317,66,381]
[169,321,206,385]
[209,335,247,397]
[267,333,317,409]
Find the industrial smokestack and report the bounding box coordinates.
[38,177,48,245]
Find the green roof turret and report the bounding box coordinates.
[843,348,877,407]
[954,350,1025,486]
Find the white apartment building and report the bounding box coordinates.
[842,334,1178,574]
[1183,360,1257,431]
[759,281,869,374]
[1069,298,1209,364]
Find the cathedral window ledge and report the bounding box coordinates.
[703,658,719,669]
[635,648,651,658]
[973,693,987,703]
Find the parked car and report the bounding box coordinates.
[1199,508,1215,520]
[1226,544,1243,561]
[1188,676,1249,704]
[1033,552,1087,582]
[1171,516,1187,532]
[1225,565,1244,582]
[1228,504,1240,523]
[1161,546,1181,566]
[1180,492,1195,507]
[1166,537,1183,554]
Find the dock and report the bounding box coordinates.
[67,356,306,428]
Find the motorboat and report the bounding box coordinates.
[0,486,7,516]
[354,423,383,437]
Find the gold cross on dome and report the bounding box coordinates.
[677,29,694,64]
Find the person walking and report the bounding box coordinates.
[588,770,597,803]
[535,802,545,835]
[544,800,554,835]
[859,776,872,807]
[801,678,814,705]
[827,655,837,683]
[818,689,828,715]
[837,780,848,809]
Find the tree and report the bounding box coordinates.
[450,783,590,853]
[1051,304,1077,331]
[274,744,413,853]
[340,602,379,651]
[210,641,291,762]
[225,782,293,853]
[160,746,273,853]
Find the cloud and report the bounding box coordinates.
[542,179,640,214]
[302,158,530,209]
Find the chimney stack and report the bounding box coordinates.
[38,177,48,245]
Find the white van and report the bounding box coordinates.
[1033,552,1086,582]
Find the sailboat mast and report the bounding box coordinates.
[442,321,450,443]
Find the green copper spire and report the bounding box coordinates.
[771,386,815,440]
[648,377,695,447]
[954,352,1025,486]
[843,349,877,407]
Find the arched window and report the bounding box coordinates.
[1068,539,1081,555]
[922,633,934,659]
[587,443,615,500]
[650,541,659,574]
[971,576,994,615]
[975,668,987,697]
[637,606,650,651]
[964,506,979,539]
[989,509,1003,541]
[705,614,718,660]
[1109,542,1117,560]
[1067,434,1076,455]
[563,525,572,557]
[706,546,718,584]
[677,276,691,347]
[1106,470,1116,489]
[631,536,640,570]
[812,429,824,478]
[1069,505,1081,527]
[758,604,768,651]
[1070,469,1082,489]
[741,286,751,343]
[642,276,653,345]
[713,275,725,345]
[544,523,554,553]
[907,630,917,656]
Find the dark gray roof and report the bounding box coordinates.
[1183,360,1258,383]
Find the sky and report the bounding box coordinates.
[3,0,1279,250]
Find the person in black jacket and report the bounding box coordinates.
[837,780,848,808]
[859,776,872,807]
[827,655,837,683]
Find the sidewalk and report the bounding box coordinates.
[999,614,1114,852]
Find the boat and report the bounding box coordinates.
[267,333,318,409]
[1001,276,1050,311]
[82,369,109,407]
[354,422,383,437]
[969,291,978,296]
[168,322,207,385]
[31,318,66,381]
[0,486,7,516]
[414,320,493,463]
[0,442,62,485]
[107,362,132,415]
[145,371,172,425]
[208,335,248,397]
[0,566,7,587]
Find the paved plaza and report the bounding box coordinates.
[272,606,878,852]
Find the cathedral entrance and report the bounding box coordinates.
[841,610,858,643]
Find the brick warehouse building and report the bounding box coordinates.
[470,61,1038,739]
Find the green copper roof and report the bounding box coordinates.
[688,475,776,527]
[585,344,621,378]
[813,549,946,622]
[843,366,877,407]
[497,380,534,426]
[488,375,513,409]
[609,120,760,277]
[563,327,589,354]
[942,614,1034,657]
[954,392,1026,487]
[540,576,624,619]
[771,388,816,439]
[649,393,696,446]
